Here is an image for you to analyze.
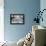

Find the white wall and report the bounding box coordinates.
[0,0,4,42]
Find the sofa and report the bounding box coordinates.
[17,25,46,46]
[32,25,46,46]
[2,25,46,46]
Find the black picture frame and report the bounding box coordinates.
[10,14,24,24]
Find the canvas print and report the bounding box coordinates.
[10,14,24,24]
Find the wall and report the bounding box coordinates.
[4,0,40,42]
[0,0,4,42]
[40,0,46,26]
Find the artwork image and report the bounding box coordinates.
[10,14,24,24]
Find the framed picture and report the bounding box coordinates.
[10,14,24,24]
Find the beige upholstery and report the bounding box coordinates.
[35,29,45,46]
[44,31,46,46]
[32,25,46,46]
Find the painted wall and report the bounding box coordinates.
[4,0,40,42]
[40,0,46,27]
